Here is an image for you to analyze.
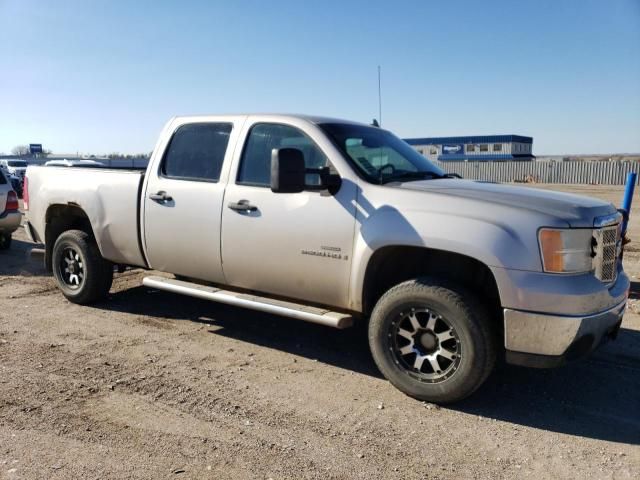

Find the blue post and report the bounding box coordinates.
[621,172,636,236]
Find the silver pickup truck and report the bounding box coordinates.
[24,114,629,403]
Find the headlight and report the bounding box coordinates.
[538,228,593,273]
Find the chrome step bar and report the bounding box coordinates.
[142,276,353,329]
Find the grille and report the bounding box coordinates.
[593,225,619,283]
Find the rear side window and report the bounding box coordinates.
[237,123,328,187]
[0,169,6,185]
[161,123,232,182]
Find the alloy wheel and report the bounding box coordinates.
[389,307,461,383]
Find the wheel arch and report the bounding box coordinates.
[44,203,98,272]
[360,245,502,324]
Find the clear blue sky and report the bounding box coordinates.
[1,0,639,155]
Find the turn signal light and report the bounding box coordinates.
[538,228,593,273]
[539,229,565,272]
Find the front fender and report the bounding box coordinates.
[348,206,544,311]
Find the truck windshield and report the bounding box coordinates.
[8,161,27,167]
[319,123,447,184]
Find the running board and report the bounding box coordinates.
[142,276,353,329]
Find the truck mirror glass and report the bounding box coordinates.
[270,148,306,193]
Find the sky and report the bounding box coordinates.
[0,0,639,156]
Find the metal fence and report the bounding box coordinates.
[100,158,149,168]
[8,155,640,185]
[13,157,149,169]
[435,160,640,185]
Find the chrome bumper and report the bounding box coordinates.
[504,298,626,367]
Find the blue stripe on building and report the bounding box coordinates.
[436,153,534,161]
[404,135,533,145]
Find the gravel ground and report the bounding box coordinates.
[1,185,639,479]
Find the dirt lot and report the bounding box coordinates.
[1,185,639,479]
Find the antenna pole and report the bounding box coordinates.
[377,65,382,126]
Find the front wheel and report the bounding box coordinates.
[52,230,113,304]
[368,278,497,404]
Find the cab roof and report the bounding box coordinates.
[171,113,372,127]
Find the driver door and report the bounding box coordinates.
[221,121,358,308]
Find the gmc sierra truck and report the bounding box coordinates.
[24,115,629,403]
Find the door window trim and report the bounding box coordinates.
[159,122,233,183]
[235,122,332,188]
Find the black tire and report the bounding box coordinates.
[368,277,497,404]
[0,233,11,250]
[52,229,113,304]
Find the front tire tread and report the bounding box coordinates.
[368,277,497,404]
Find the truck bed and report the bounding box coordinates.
[26,166,147,267]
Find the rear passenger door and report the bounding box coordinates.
[143,118,242,282]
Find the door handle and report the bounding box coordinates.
[149,191,173,203]
[228,199,258,212]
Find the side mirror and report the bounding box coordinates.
[271,148,305,193]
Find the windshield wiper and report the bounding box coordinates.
[380,171,459,184]
[441,172,462,179]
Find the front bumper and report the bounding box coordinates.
[491,266,629,316]
[0,209,21,233]
[504,298,626,368]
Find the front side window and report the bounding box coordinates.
[161,123,232,181]
[320,123,445,184]
[237,123,329,187]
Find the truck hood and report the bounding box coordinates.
[395,179,616,228]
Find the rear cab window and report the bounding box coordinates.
[161,123,233,182]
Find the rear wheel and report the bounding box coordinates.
[0,233,11,250]
[368,277,496,404]
[52,230,113,304]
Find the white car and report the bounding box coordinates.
[44,159,105,168]
[0,169,21,249]
[0,159,28,179]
